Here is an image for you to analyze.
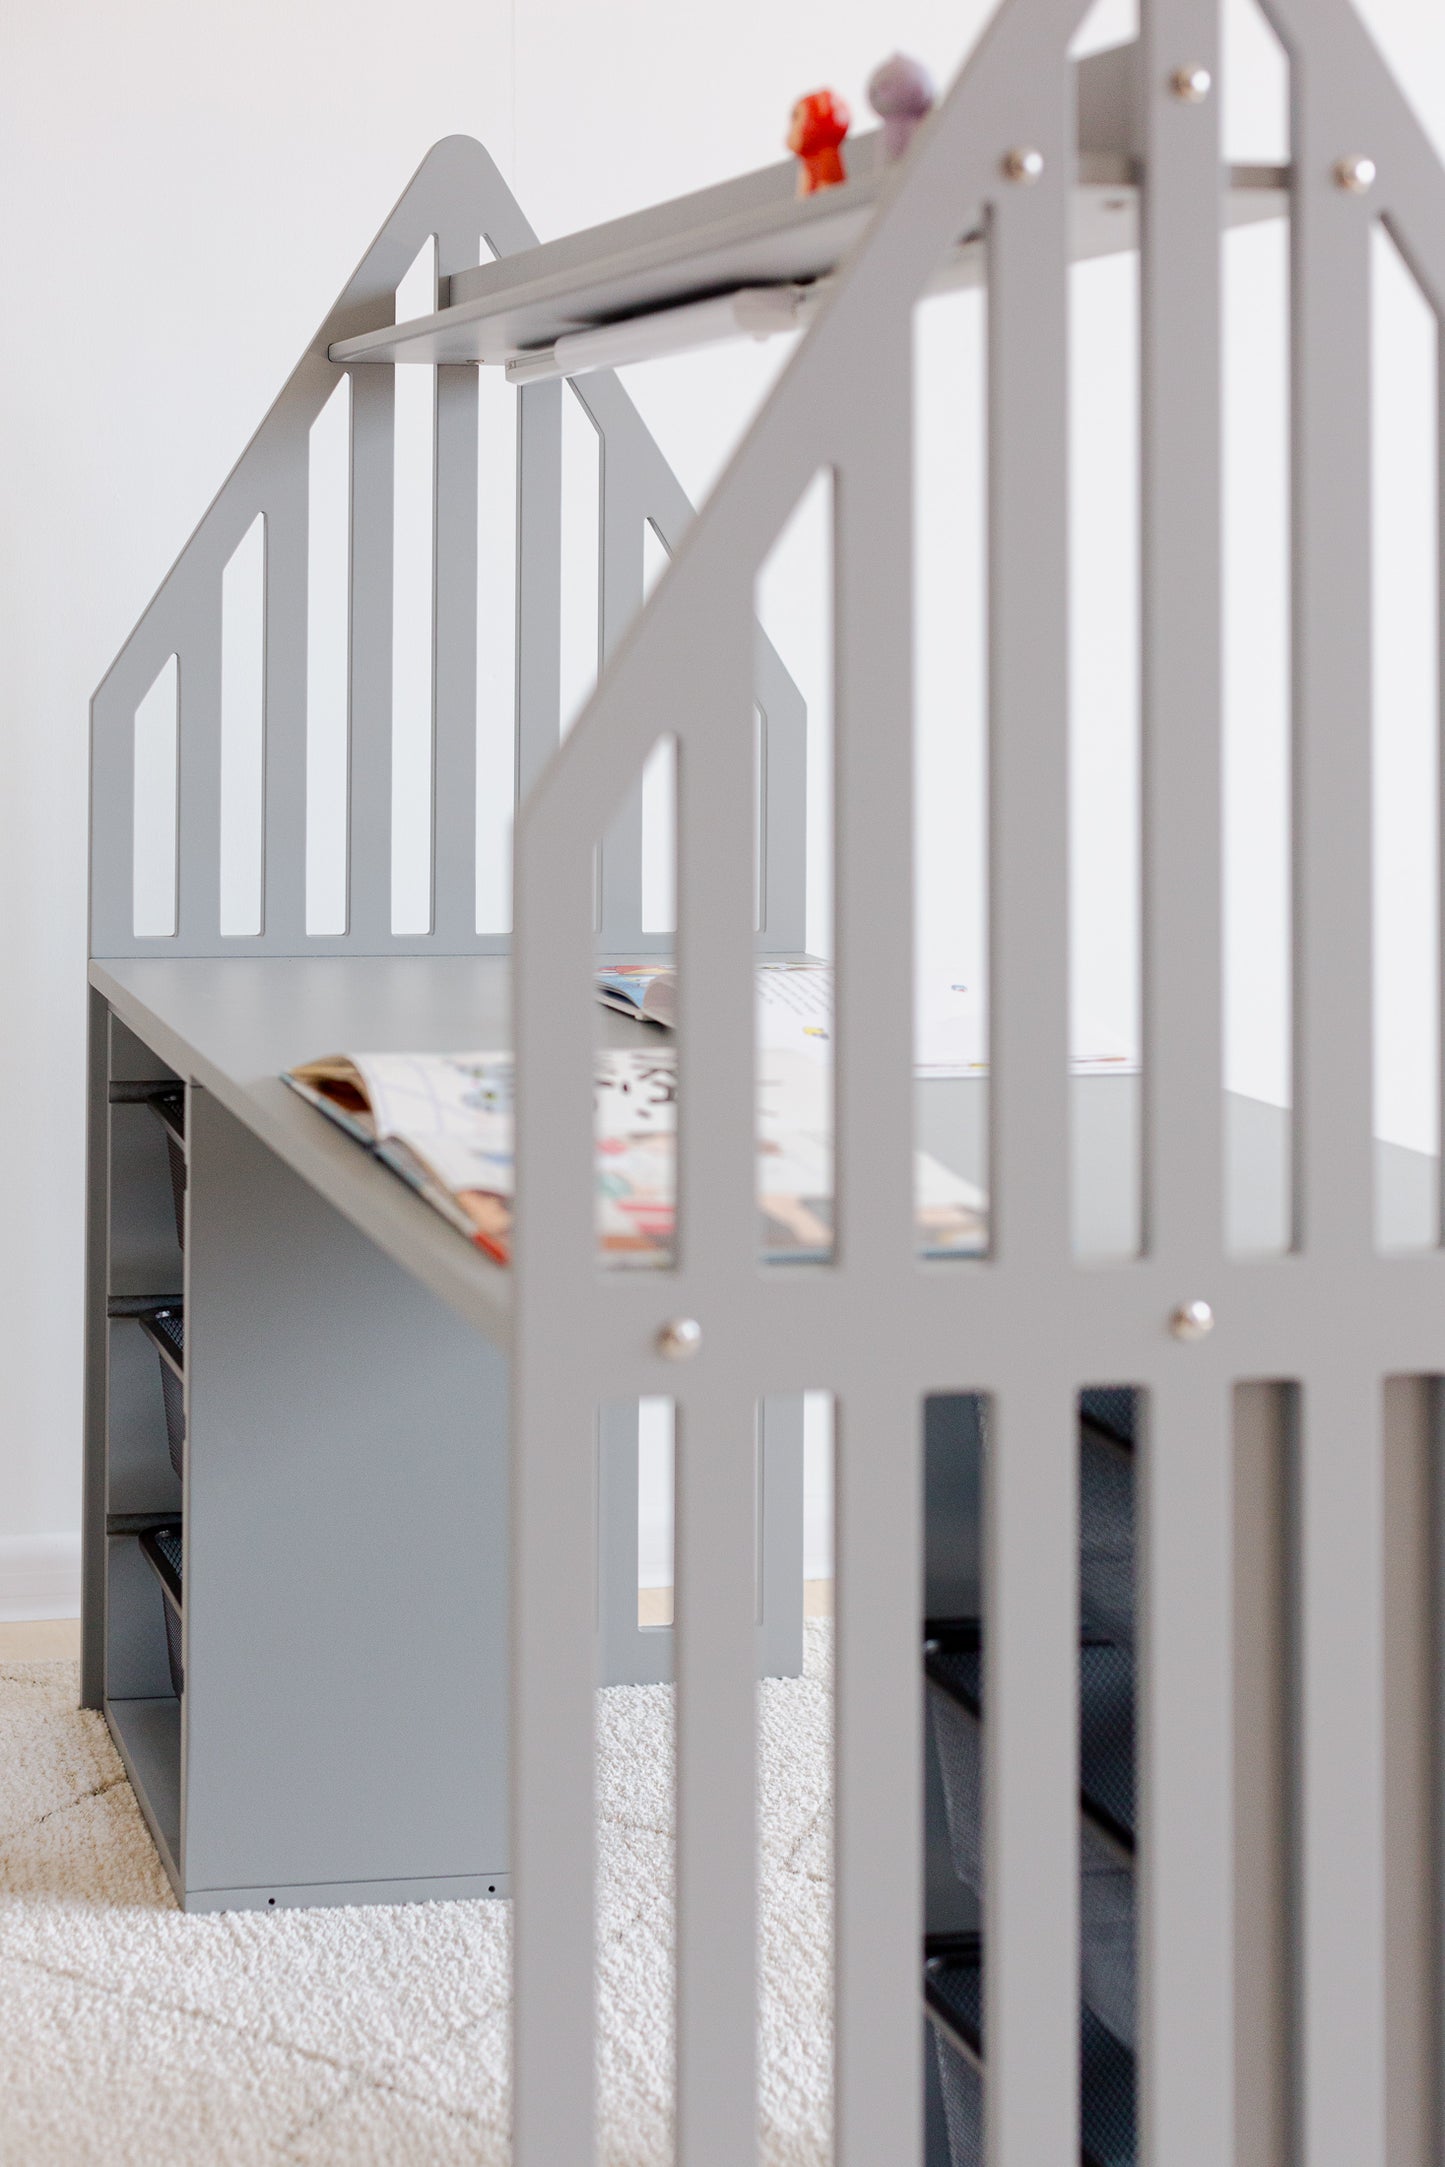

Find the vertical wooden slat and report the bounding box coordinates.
[830,326,920,2166]
[675,1384,761,2167]
[262,447,310,947]
[1294,1365,1388,2167]
[511,616,609,2167]
[1288,84,1386,2167]
[1140,0,1225,1259]
[508,1367,601,2167]
[176,592,224,946]
[671,572,759,2166]
[597,466,646,944]
[1380,1375,1440,2167]
[1136,7,1234,2163]
[1290,113,1375,1259]
[984,1371,1079,2167]
[515,379,564,802]
[1233,1381,1290,2167]
[835,1375,922,2167]
[346,366,396,946]
[984,90,1078,2167]
[988,154,1071,1273]
[1137,1370,1234,2167]
[432,361,481,943]
[833,328,917,1268]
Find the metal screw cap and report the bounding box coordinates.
[1334,154,1377,193]
[1170,1298,1215,1343]
[1170,63,1213,103]
[656,1316,702,1361]
[1001,146,1045,184]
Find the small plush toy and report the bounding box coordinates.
[866,52,936,161]
[788,89,850,196]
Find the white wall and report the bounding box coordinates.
[1,0,1443,1598]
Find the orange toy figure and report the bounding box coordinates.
[788,89,850,196]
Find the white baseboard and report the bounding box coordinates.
[0,1533,81,1622]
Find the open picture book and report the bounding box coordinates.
[598,960,1137,1075]
[285,1035,986,1267]
[285,964,1134,1265]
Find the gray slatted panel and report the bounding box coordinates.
[597,467,647,944]
[177,598,224,946]
[1136,5,1234,2162]
[346,366,396,946]
[93,137,800,960]
[508,14,1094,2167]
[261,443,310,945]
[515,380,564,802]
[985,73,1079,2167]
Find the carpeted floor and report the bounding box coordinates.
[0,1628,832,2164]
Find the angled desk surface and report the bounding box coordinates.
[92,955,1438,1337]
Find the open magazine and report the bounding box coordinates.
[597,962,1138,1075]
[284,1043,987,1266]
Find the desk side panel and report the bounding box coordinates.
[182,1089,508,1899]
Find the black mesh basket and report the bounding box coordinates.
[926,1938,1137,2167]
[925,1633,1138,2052]
[137,1307,185,1480]
[148,1090,186,1249]
[139,1524,183,1698]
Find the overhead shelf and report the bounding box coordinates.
[331,146,1285,377]
[331,41,1287,382]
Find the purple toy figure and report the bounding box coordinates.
[866,52,936,161]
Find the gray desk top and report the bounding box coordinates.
[93,956,1437,1350]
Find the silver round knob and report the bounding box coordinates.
[1334,154,1377,194]
[1001,146,1045,185]
[656,1317,702,1361]
[1170,63,1213,103]
[1170,1298,1215,1343]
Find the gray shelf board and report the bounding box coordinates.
[106,1695,182,1889]
[330,150,1286,370]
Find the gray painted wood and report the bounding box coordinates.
[330,137,1284,369]
[182,1086,510,1905]
[1136,8,1235,2164]
[81,989,112,1709]
[982,32,1080,2167]
[91,137,806,962]
[86,0,1445,2149]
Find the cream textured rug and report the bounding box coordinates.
[0,1631,832,2164]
